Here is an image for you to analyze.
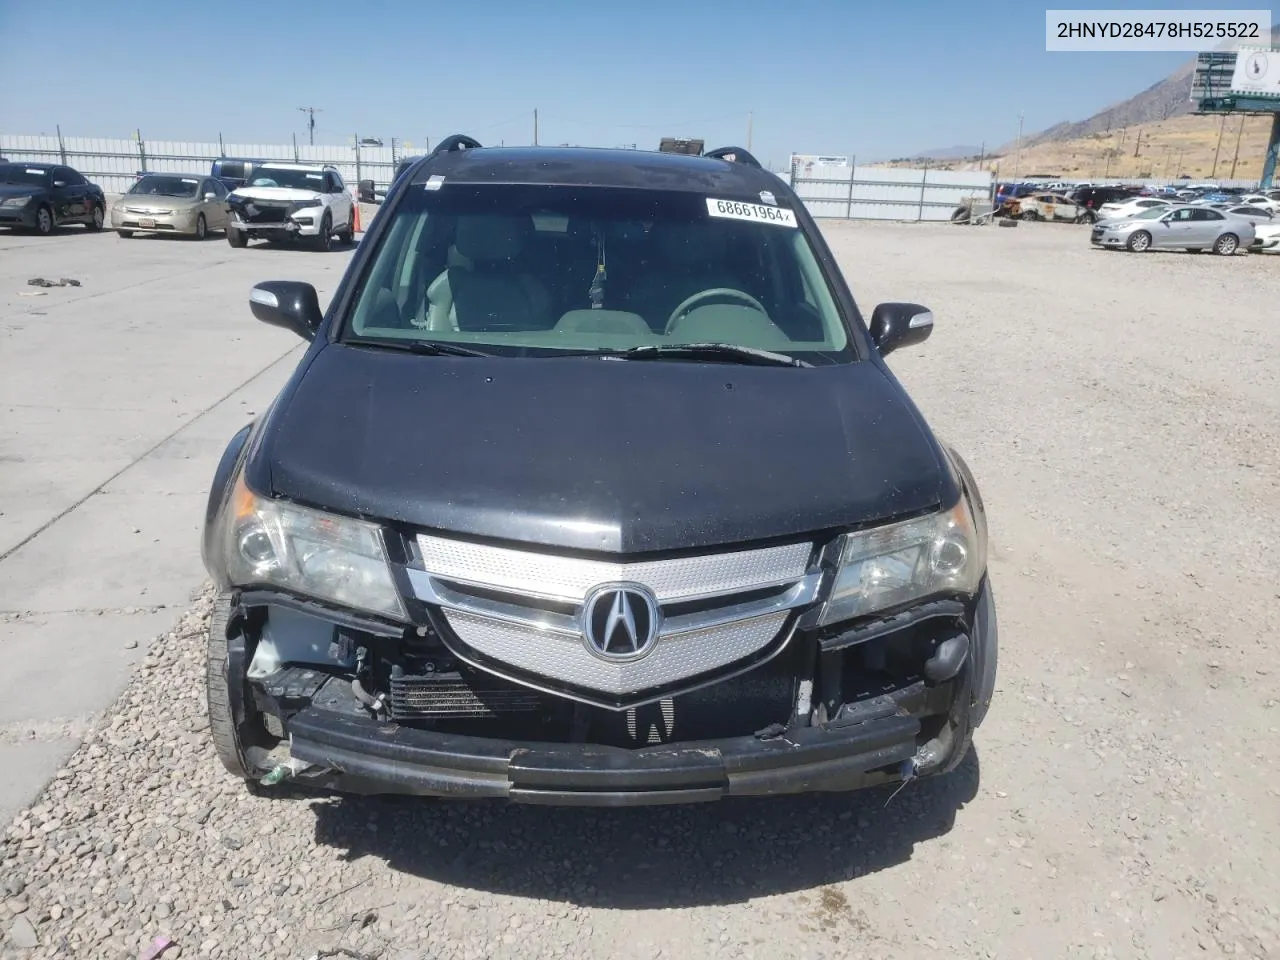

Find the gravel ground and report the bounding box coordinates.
[3,220,1279,960]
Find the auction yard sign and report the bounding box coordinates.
[1230,47,1280,98]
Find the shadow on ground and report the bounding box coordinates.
[307,748,980,909]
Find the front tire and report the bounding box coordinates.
[1126,230,1151,252]
[85,204,104,231]
[337,210,354,245]
[35,205,54,235]
[313,212,333,251]
[206,592,272,781]
[227,227,248,248]
[117,229,133,239]
[1213,232,1239,255]
[1080,211,1097,224]
[193,213,207,241]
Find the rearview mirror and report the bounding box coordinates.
[358,179,377,204]
[249,281,323,342]
[868,302,933,357]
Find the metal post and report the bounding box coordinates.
[918,159,929,222]
[1211,114,1226,177]
[533,109,539,146]
[56,124,67,164]
[1261,113,1280,189]
[846,163,855,219]
[136,129,147,173]
[1013,112,1024,180]
[354,135,362,185]
[1229,115,1245,180]
[292,132,298,161]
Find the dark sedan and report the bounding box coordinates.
[0,162,107,234]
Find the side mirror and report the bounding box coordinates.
[868,302,933,357]
[358,179,377,204]
[53,180,67,188]
[249,281,323,342]
[204,191,217,200]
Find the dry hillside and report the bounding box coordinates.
[875,112,1275,180]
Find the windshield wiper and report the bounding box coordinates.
[604,343,810,368]
[350,337,491,358]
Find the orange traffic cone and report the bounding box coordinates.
[352,195,362,234]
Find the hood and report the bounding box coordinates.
[253,345,952,555]
[230,186,322,203]
[0,183,46,199]
[116,193,202,210]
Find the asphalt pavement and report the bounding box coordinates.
[0,223,355,824]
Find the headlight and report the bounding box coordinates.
[292,199,323,210]
[0,196,33,208]
[817,494,985,626]
[221,474,406,620]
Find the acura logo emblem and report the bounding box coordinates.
[581,583,660,661]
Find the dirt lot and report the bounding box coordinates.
[2,219,1278,960]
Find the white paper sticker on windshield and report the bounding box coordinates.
[26,169,44,176]
[306,173,322,180]
[424,175,445,191]
[181,178,198,183]
[706,197,796,227]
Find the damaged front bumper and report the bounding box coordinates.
[224,575,997,806]
[284,679,927,805]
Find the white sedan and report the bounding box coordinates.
[1096,196,1171,221]
[1239,194,1280,213]
[1250,221,1280,253]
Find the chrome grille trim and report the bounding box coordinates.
[441,609,791,696]
[405,567,822,639]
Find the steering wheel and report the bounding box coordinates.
[665,288,768,333]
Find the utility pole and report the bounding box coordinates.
[533,109,538,146]
[1013,111,1024,180]
[1229,115,1245,179]
[747,111,753,151]
[1211,114,1227,177]
[297,106,322,146]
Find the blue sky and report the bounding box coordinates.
[0,0,1231,167]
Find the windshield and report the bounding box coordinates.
[245,168,325,191]
[128,175,201,198]
[0,165,50,186]
[344,184,852,363]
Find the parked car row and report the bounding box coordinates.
[0,158,359,251]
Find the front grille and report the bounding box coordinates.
[408,535,820,703]
[242,204,289,224]
[389,671,543,719]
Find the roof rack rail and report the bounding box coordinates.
[429,134,482,156]
[704,146,762,169]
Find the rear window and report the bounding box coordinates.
[342,183,852,363]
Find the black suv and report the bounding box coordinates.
[201,135,998,806]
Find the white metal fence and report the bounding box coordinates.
[789,162,993,221]
[0,134,406,195]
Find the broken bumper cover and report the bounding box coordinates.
[286,705,920,806]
